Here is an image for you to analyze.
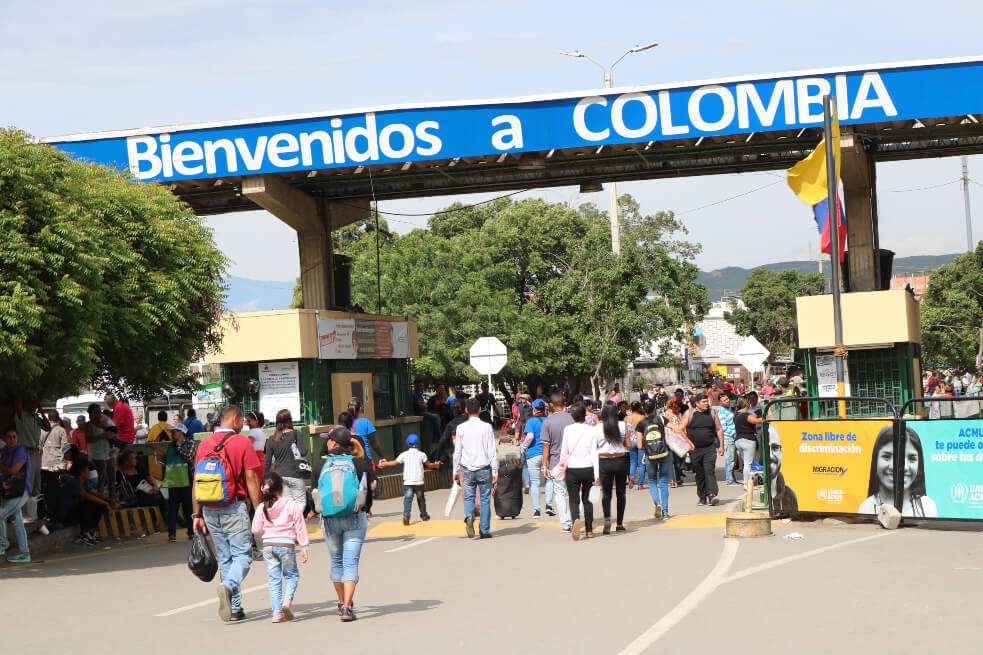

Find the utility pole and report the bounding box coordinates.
[823,95,847,419]
[562,42,658,256]
[962,156,974,253]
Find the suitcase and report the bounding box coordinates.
[494,460,524,519]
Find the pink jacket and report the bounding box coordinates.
[251,496,309,548]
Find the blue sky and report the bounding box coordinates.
[4,0,982,282]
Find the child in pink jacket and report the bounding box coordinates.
[251,472,310,623]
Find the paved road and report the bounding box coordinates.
[2,475,981,655]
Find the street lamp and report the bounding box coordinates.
[562,42,658,255]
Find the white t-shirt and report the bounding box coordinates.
[249,427,267,453]
[397,448,429,486]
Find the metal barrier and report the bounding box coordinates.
[897,397,983,523]
[761,396,898,520]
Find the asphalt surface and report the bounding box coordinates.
[3,470,981,655]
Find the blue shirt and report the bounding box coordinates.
[352,417,376,460]
[1,444,31,494]
[523,416,544,458]
[183,418,205,437]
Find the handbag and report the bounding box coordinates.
[1,474,26,500]
[587,485,601,504]
[665,429,692,458]
[136,479,156,495]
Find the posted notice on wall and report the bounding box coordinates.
[317,315,410,360]
[258,361,301,422]
[317,316,357,359]
[906,419,983,520]
[815,354,851,397]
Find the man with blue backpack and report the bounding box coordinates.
[192,405,261,623]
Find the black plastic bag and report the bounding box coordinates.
[187,530,218,582]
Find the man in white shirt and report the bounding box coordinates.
[453,398,498,539]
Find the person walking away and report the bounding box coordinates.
[734,398,763,486]
[159,423,195,542]
[0,429,33,562]
[597,402,631,533]
[625,401,647,489]
[520,399,546,517]
[192,405,261,623]
[637,400,673,519]
[264,410,310,508]
[377,433,441,525]
[312,426,372,622]
[246,411,267,481]
[540,393,573,529]
[252,472,309,623]
[477,381,496,425]
[349,399,384,468]
[681,394,724,506]
[452,398,498,539]
[560,401,600,541]
[715,392,738,485]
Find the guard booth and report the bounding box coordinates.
[796,288,922,418]
[205,308,422,459]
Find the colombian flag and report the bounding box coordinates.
[787,101,847,262]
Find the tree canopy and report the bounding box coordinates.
[920,242,983,372]
[0,129,227,404]
[333,194,708,395]
[725,268,825,360]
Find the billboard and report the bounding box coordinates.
[44,58,983,184]
[905,419,983,520]
[767,419,892,516]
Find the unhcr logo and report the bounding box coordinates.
[951,483,969,504]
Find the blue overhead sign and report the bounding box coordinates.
[44,57,983,183]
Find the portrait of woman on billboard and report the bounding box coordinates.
[858,426,938,518]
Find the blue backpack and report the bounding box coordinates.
[317,454,359,517]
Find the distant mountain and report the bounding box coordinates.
[224,276,294,311]
[699,253,959,301]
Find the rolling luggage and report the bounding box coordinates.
[494,458,523,519]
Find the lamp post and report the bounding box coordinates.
[561,42,658,255]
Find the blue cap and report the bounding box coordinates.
[531,399,546,410]
[405,433,420,447]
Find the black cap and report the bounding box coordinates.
[326,425,353,446]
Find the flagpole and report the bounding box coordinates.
[823,95,847,418]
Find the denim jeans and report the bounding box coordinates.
[462,466,493,535]
[736,438,757,484]
[0,491,29,555]
[403,485,429,520]
[263,546,299,612]
[544,476,571,528]
[203,500,253,612]
[723,437,736,483]
[647,456,672,514]
[526,455,542,513]
[323,512,368,583]
[629,447,648,485]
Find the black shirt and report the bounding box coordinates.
[735,412,756,441]
[687,409,716,448]
[264,430,310,479]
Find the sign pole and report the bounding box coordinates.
[823,95,847,419]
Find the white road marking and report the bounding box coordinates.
[722,531,896,585]
[617,538,740,655]
[155,582,269,617]
[618,530,898,654]
[385,537,438,553]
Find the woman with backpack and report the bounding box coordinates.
[264,410,311,508]
[635,400,673,520]
[312,426,374,622]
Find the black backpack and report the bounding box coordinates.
[642,418,668,460]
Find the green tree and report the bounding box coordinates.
[343,194,708,395]
[921,243,983,372]
[0,129,227,404]
[725,268,825,361]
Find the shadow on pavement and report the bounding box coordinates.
[288,598,444,623]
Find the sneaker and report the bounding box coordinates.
[75,535,96,546]
[229,610,246,622]
[6,553,31,563]
[272,612,286,623]
[340,605,356,622]
[708,494,719,506]
[479,533,493,539]
[602,520,612,535]
[281,600,294,621]
[561,525,571,532]
[571,518,582,541]
[421,514,431,522]
[402,517,410,526]
[217,585,233,622]
[168,534,177,543]
[662,512,672,520]
[523,487,529,494]
[655,505,664,520]
[697,497,707,506]
[337,602,344,616]
[532,510,541,518]
[464,516,475,539]
[615,525,627,532]
[545,505,556,517]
